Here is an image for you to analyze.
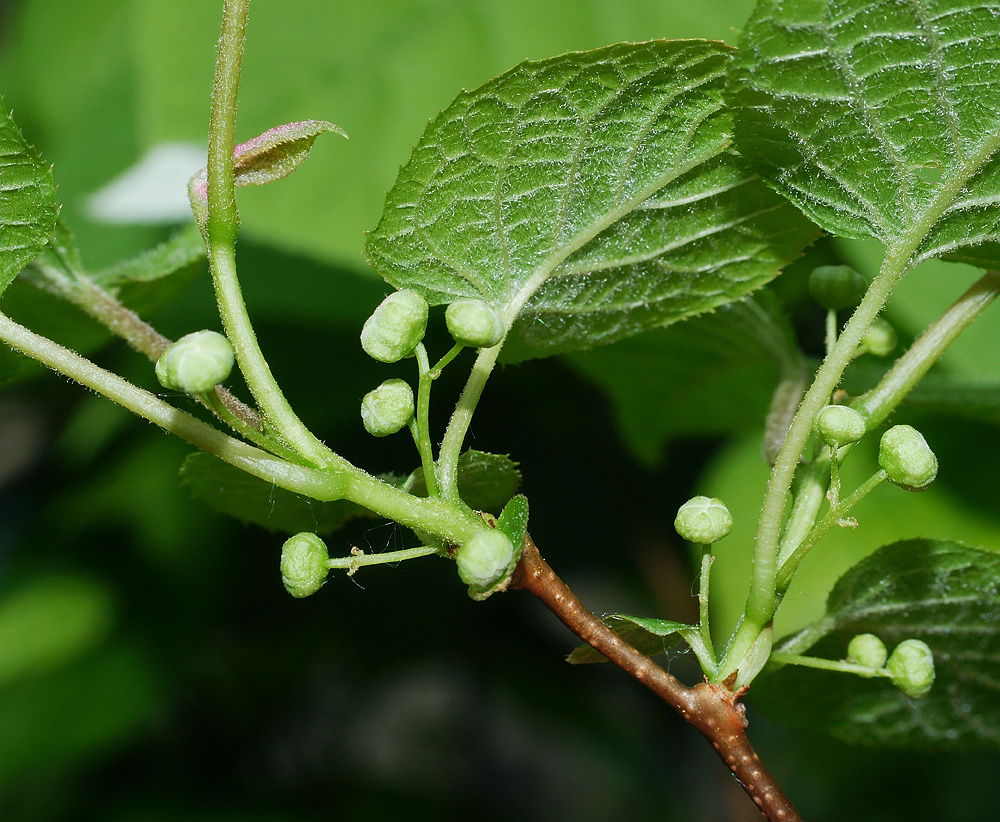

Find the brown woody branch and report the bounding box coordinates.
[510,535,801,822]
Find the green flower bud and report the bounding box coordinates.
[858,318,897,357]
[361,378,415,437]
[445,298,505,348]
[878,425,938,491]
[674,496,733,544]
[361,290,429,363]
[887,639,935,698]
[155,330,235,394]
[815,405,867,447]
[456,529,514,589]
[846,633,888,669]
[808,265,868,311]
[280,532,330,598]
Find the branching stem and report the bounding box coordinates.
[855,269,1000,428]
[511,537,801,822]
[207,0,333,467]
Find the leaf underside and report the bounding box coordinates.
[755,539,1000,749]
[730,0,1000,268]
[0,97,59,299]
[367,40,818,362]
[568,614,691,664]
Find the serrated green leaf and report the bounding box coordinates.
[90,222,205,287]
[368,40,819,361]
[407,450,521,514]
[180,452,395,535]
[497,494,530,554]
[730,0,1000,268]
[0,96,59,298]
[755,539,1000,748]
[568,614,693,664]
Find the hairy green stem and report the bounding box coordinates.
[412,344,439,496]
[776,458,830,565]
[722,256,906,678]
[824,308,837,355]
[768,651,891,679]
[0,312,487,545]
[855,269,1000,428]
[438,343,502,501]
[328,544,441,570]
[698,548,717,668]
[207,0,332,466]
[431,343,464,378]
[777,469,887,591]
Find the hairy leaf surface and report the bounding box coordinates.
[755,539,1000,748]
[368,41,818,360]
[0,97,59,299]
[730,0,1000,268]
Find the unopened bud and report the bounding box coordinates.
[808,265,867,311]
[361,290,428,363]
[815,405,867,448]
[858,319,897,357]
[361,379,415,437]
[280,532,330,598]
[674,496,733,544]
[456,529,514,589]
[879,425,937,491]
[888,639,935,698]
[155,330,235,394]
[445,298,505,348]
[847,633,888,669]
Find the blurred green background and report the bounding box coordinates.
[1,1,999,819]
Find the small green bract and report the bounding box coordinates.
[846,633,887,669]
[808,265,867,311]
[360,290,428,363]
[888,639,935,698]
[445,298,505,348]
[456,529,514,589]
[361,378,415,437]
[674,496,733,544]
[280,532,330,598]
[155,330,235,394]
[879,425,938,491]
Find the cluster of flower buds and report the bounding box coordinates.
[847,633,935,698]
